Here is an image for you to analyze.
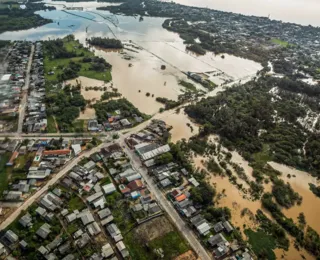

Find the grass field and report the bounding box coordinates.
[44,38,112,83]
[0,153,11,195]
[245,229,276,260]
[271,38,290,47]
[68,195,85,211]
[47,115,58,133]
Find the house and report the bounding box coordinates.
[101,215,114,226]
[36,206,47,217]
[214,222,225,233]
[120,118,131,127]
[223,221,234,233]
[0,242,6,255]
[116,241,129,258]
[102,183,116,195]
[76,233,90,248]
[190,215,211,236]
[107,223,122,242]
[73,229,83,239]
[19,240,28,250]
[43,149,71,157]
[19,213,32,228]
[86,222,101,236]
[160,178,172,188]
[135,143,170,161]
[101,243,114,258]
[46,237,63,251]
[78,210,94,226]
[62,254,75,260]
[83,160,96,171]
[3,230,18,245]
[97,208,112,219]
[86,191,104,204]
[175,194,187,202]
[58,242,71,255]
[88,120,99,131]
[38,245,49,255]
[127,179,144,191]
[6,151,19,166]
[208,233,227,247]
[71,144,82,156]
[36,223,51,239]
[5,191,22,201]
[188,177,200,187]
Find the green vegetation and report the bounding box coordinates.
[68,194,85,211]
[44,35,112,83]
[309,183,320,198]
[0,153,11,196]
[190,181,216,206]
[156,97,180,110]
[149,231,189,258]
[271,38,290,47]
[101,90,122,101]
[45,84,86,132]
[261,193,305,246]
[87,37,123,49]
[93,98,147,123]
[255,210,289,250]
[0,3,55,33]
[186,43,206,55]
[179,80,197,91]
[47,115,58,133]
[245,229,276,260]
[272,179,302,208]
[185,76,320,177]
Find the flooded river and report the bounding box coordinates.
[0,3,262,116]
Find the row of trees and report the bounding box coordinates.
[87,37,123,49]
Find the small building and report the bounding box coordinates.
[102,183,116,195]
[36,223,51,239]
[19,213,32,228]
[71,144,82,156]
[116,241,129,258]
[101,243,114,258]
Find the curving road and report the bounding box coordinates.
[0,143,106,231]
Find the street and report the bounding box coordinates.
[118,135,212,260]
[0,143,106,231]
[17,44,35,134]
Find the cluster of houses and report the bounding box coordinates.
[56,143,164,257]
[125,119,171,149]
[127,123,254,259]
[88,111,143,132]
[1,138,88,202]
[24,42,47,133]
[0,42,31,132]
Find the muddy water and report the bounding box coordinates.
[95,47,187,115]
[193,154,316,259]
[193,155,261,233]
[269,162,320,234]
[171,0,320,26]
[154,110,199,143]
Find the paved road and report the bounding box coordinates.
[0,143,106,231]
[118,136,212,260]
[17,44,35,134]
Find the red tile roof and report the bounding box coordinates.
[43,149,71,156]
[127,180,144,191]
[175,194,187,202]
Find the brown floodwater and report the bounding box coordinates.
[153,109,199,143]
[269,162,320,235]
[193,154,318,260]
